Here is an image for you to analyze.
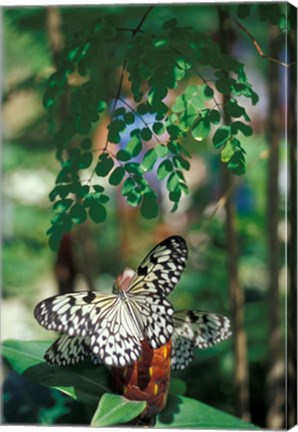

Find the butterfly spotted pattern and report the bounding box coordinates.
[171,310,232,370]
[34,236,188,368]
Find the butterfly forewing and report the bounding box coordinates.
[171,310,232,370]
[127,236,188,297]
[34,291,119,338]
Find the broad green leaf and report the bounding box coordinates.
[167,172,180,192]
[156,395,259,429]
[89,201,107,223]
[141,148,158,172]
[141,192,158,219]
[108,119,126,144]
[226,100,250,120]
[91,394,146,427]
[95,153,114,177]
[109,167,126,186]
[212,126,231,149]
[1,339,111,406]
[81,138,92,150]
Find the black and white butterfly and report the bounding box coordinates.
[34,236,188,368]
[42,310,232,370]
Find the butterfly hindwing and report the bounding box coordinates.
[45,335,91,366]
[171,310,232,370]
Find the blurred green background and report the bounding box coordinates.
[1,3,294,428]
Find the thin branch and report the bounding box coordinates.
[102,5,154,153]
[234,18,295,68]
[118,96,162,144]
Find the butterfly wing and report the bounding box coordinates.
[34,291,143,368]
[171,310,232,370]
[127,236,188,297]
[45,335,92,366]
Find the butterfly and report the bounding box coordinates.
[34,236,188,368]
[42,310,232,369]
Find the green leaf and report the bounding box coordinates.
[126,135,142,157]
[156,395,259,429]
[231,121,253,136]
[95,153,114,177]
[155,144,170,157]
[1,339,111,405]
[140,127,153,142]
[191,117,211,140]
[237,4,251,19]
[221,139,235,163]
[81,138,92,150]
[212,126,231,149]
[91,394,146,427]
[141,148,158,172]
[153,122,165,135]
[121,177,135,196]
[109,167,125,186]
[53,199,73,214]
[140,192,159,219]
[123,112,135,125]
[76,116,91,135]
[69,202,87,224]
[226,100,250,120]
[93,185,104,193]
[79,152,93,169]
[116,150,131,162]
[89,202,107,223]
[108,119,126,144]
[157,159,173,180]
[167,172,180,192]
[173,155,190,171]
[127,190,142,207]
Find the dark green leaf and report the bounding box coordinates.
[79,152,93,169]
[123,112,135,125]
[89,202,107,223]
[53,199,73,214]
[69,203,87,224]
[95,153,114,177]
[109,167,125,186]
[173,155,190,171]
[231,121,253,136]
[140,127,153,142]
[237,4,251,19]
[152,122,165,135]
[116,150,131,162]
[192,117,211,140]
[1,339,111,405]
[162,18,178,29]
[156,395,259,429]
[127,189,142,207]
[140,192,158,219]
[76,116,91,135]
[81,138,92,150]
[212,126,231,149]
[93,185,104,193]
[91,394,146,427]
